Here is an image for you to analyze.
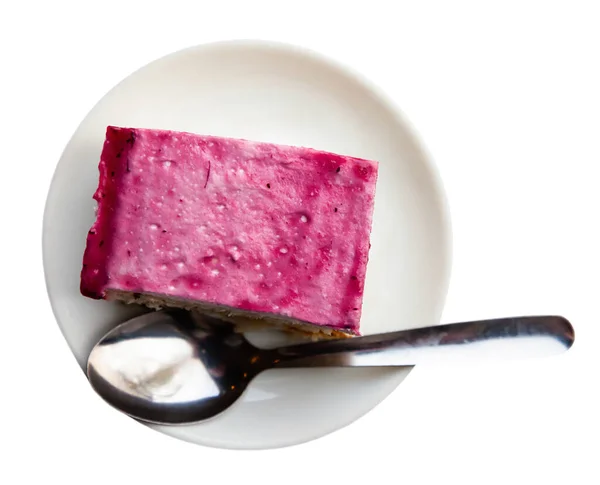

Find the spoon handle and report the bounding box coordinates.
[270,316,574,368]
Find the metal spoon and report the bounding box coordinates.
[87,310,574,425]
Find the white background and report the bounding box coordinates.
[1,0,599,483]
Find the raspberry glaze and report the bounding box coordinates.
[81,126,378,334]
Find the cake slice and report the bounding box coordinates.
[81,126,378,337]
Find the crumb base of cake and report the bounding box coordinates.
[106,290,357,340]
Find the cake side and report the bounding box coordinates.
[108,289,356,339]
[80,127,137,298]
[81,126,378,335]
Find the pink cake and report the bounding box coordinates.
[81,126,378,337]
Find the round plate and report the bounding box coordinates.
[43,40,452,450]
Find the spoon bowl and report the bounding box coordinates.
[87,309,574,425]
[87,310,267,424]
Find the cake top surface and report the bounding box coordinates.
[81,126,378,332]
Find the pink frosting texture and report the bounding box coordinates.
[81,126,378,334]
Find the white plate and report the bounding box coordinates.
[43,40,452,450]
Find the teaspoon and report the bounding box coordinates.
[86,310,574,425]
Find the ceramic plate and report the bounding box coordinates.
[43,40,452,450]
